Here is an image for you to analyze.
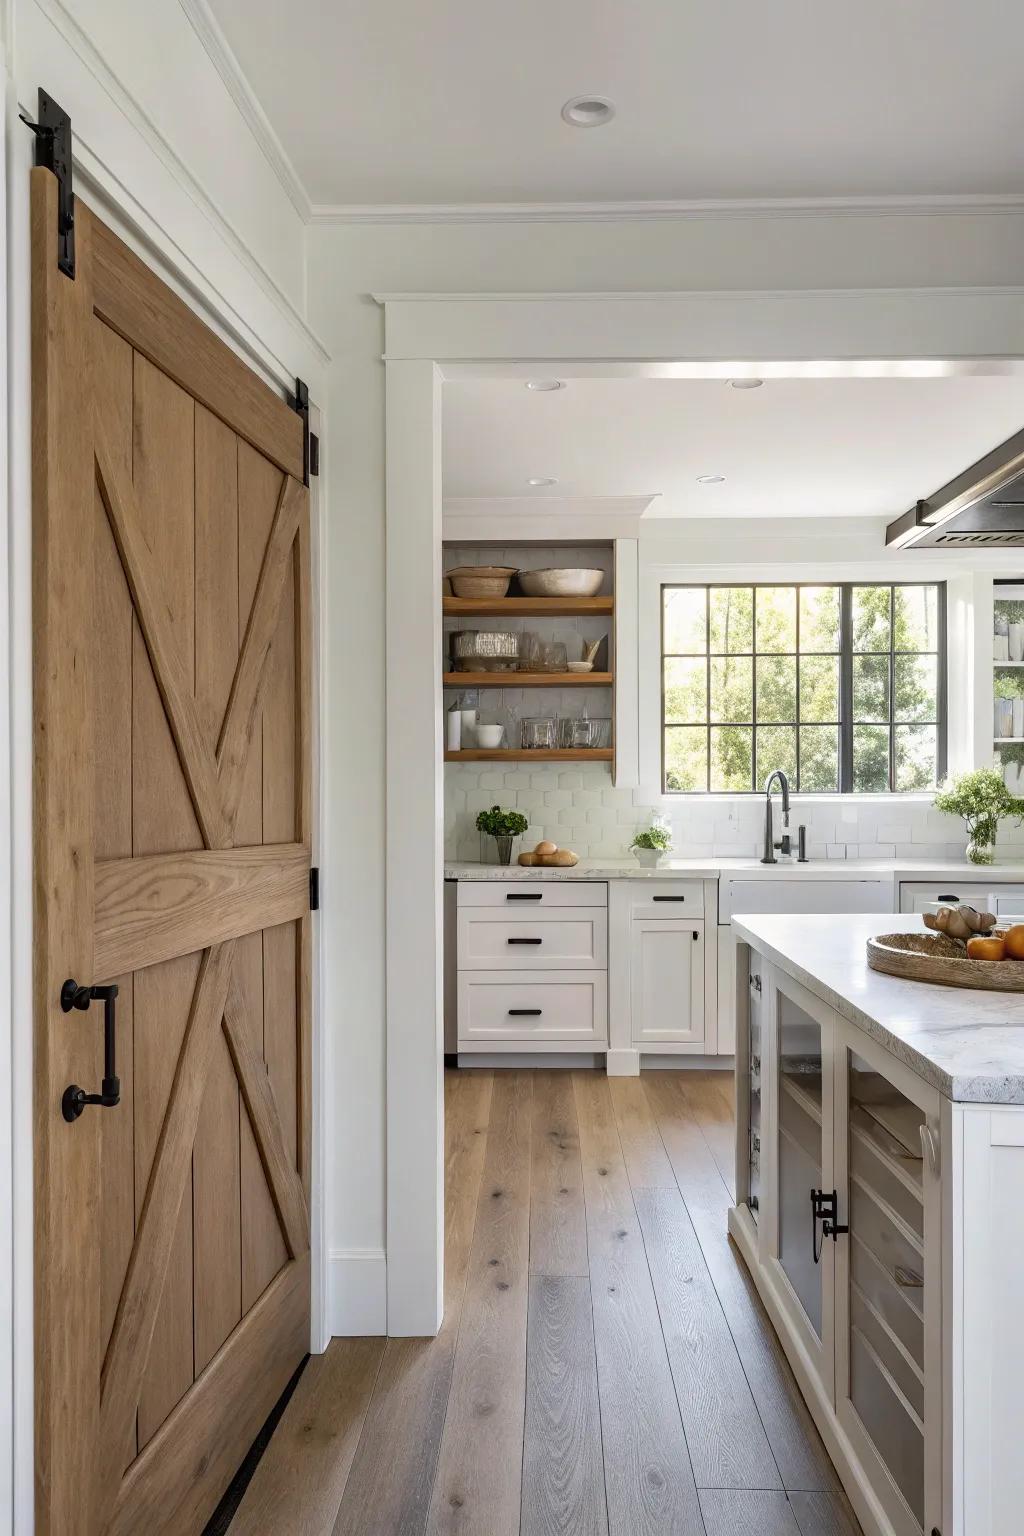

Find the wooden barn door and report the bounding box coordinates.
[32,168,313,1535]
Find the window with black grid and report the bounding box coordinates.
[661,583,945,793]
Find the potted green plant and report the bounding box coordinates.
[475,805,529,866]
[630,819,673,868]
[934,768,1024,865]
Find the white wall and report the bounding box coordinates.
[3,6,323,1527]
[307,209,1024,1326]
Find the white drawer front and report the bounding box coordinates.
[457,907,607,969]
[457,880,607,909]
[628,880,705,919]
[457,971,607,1042]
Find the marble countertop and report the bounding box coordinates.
[444,856,1024,883]
[734,912,1024,1104]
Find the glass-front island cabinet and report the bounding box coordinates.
[733,913,1024,1536]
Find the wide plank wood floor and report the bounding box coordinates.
[229,1071,862,1536]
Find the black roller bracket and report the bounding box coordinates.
[288,377,312,485]
[20,88,75,278]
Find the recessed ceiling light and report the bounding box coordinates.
[728,378,764,389]
[527,477,557,487]
[526,379,564,392]
[561,95,615,128]
[696,474,726,485]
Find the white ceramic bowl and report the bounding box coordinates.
[517,568,605,598]
[475,724,504,748]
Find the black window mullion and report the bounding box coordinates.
[751,585,758,791]
[936,581,948,782]
[705,586,711,792]
[839,585,854,791]
[888,586,896,791]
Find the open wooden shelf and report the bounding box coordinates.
[443,596,614,618]
[443,671,613,688]
[444,748,614,763]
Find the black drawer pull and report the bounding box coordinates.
[508,1008,542,1016]
[653,895,686,902]
[508,937,542,945]
[506,892,542,901]
[937,893,960,902]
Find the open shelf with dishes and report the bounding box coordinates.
[442,542,615,762]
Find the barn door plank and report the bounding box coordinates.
[31,167,99,1536]
[217,472,303,831]
[99,942,235,1519]
[193,405,243,1373]
[95,420,228,851]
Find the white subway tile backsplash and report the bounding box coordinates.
[444,765,982,865]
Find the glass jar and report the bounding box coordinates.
[521,717,556,751]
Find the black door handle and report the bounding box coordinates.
[810,1188,848,1262]
[653,895,686,902]
[508,1008,542,1016]
[508,937,543,945]
[61,979,120,1122]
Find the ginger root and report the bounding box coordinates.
[923,905,997,942]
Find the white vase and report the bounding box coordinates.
[1010,623,1024,662]
[1013,697,1024,739]
[632,847,665,868]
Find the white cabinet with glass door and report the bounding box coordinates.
[731,949,944,1536]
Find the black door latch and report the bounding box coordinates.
[61,979,120,1122]
[811,1187,848,1262]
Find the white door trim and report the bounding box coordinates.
[379,284,1024,1335]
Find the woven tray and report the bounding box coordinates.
[867,931,1024,992]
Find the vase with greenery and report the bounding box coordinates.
[630,819,673,868]
[934,768,1024,865]
[476,805,529,866]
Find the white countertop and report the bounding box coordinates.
[734,912,1024,1104]
[444,856,1024,882]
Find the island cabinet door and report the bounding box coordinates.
[762,966,837,1402]
[832,1021,943,1536]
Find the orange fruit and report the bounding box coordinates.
[1003,924,1024,960]
[967,935,1006,961]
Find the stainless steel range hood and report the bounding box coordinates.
[886,427,1024,549]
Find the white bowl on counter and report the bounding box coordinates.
[517,568,604,598]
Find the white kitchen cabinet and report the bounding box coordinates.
[455,879,609,1053]
[732,948,943,1536]
[900,880,1024,920]
[629,918,705,1047]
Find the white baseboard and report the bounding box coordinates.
[328,1248,387,1336]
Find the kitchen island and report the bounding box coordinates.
[731,912,1024,1536]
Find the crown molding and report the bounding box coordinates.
[313,193,1024,227]
[178,0,312,220]
[33,0,327,364]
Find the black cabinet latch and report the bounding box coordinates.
[61,980,119,1122]
[811,1188,848,1262]
[309,866,320,910]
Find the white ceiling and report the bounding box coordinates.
[208,0,1023,207]
[442,376,1024,518]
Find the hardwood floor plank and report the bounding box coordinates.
[676,1073,738,1201]
[522,1275,608,1536]
[608,1077,676,1189]
[788,1490,862,1536]
[643,1074,841,1495]
[333,1071,492,1536]
[426,1072,534,1535]
[698,1489,802,1536]
[633,1186,781,1492]
[229,1338,385,1535]
[572,1074,704,1536]
[530,1071,589,1277]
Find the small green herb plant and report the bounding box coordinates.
[631,822,672,853]
[934,768,1024,864]
[475,805,529,839]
